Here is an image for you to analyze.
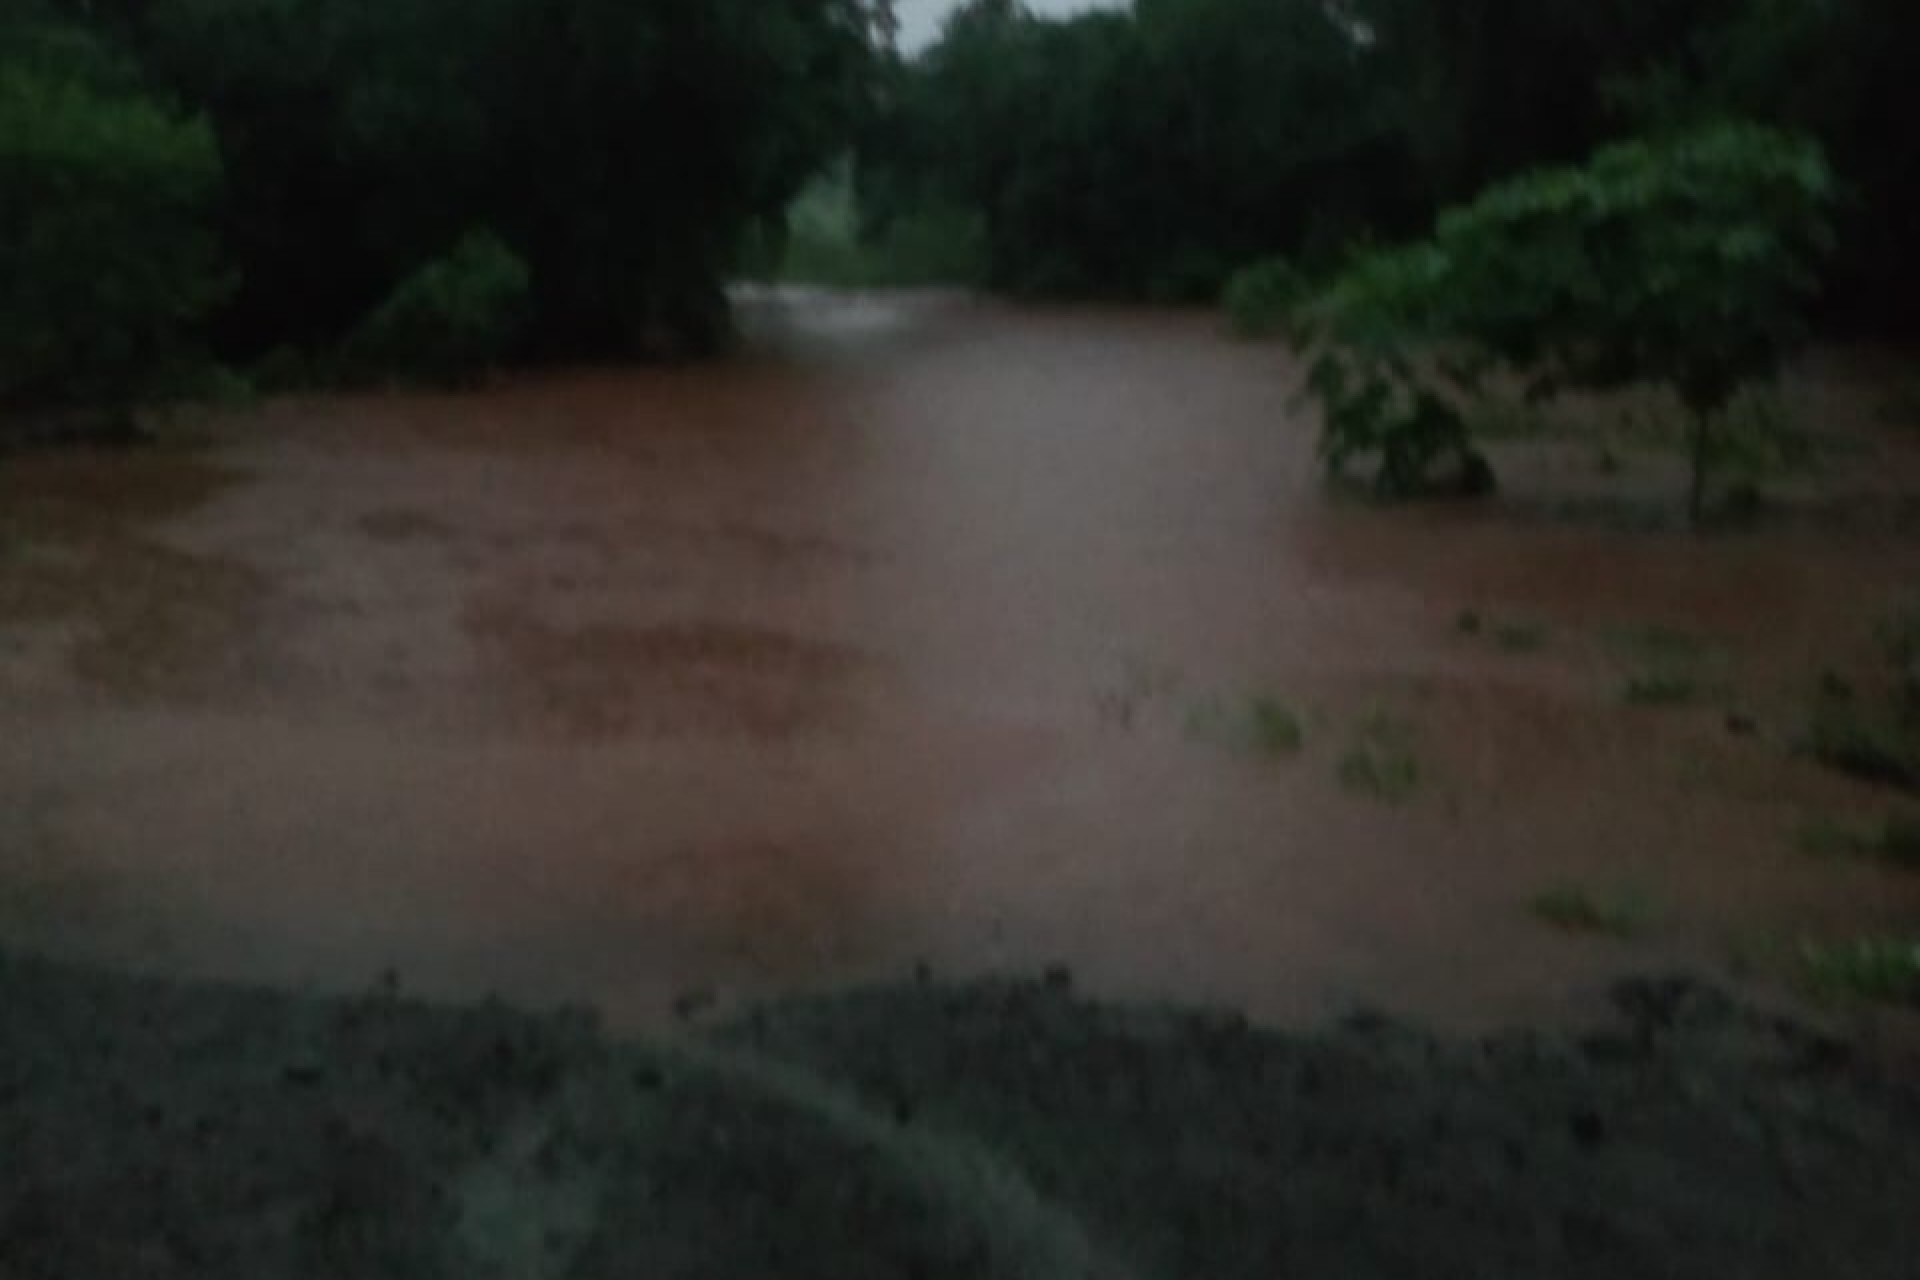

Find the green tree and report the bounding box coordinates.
[0,49,229,412]
[51,0,886,367]
[1299,122,1835,525]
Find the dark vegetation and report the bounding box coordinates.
[858,0,1920,322]
[845,0,1918,510]
[6,0,1919,433]
[1,0,888,410]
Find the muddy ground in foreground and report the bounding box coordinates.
[3,950,1917,1280]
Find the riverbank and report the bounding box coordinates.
[4,949,1916,1279]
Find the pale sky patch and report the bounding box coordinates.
[893,0,1128,53]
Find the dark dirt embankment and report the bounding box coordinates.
[2,951,1916,1280]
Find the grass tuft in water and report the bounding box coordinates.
[1608,624,1729,709]
[1492,622,1549,654]
[1337,712,1420,803]
[1802,708,1919,792]
[1186,695,1305,760]
[1801,936,1920,1004]
[1531,885,1658,939]
[1623,672,1709,707]
[1797,814,1920,870]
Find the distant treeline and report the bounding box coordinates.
[856,0,1920,330]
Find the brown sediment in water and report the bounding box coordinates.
[0,290,1916,1032]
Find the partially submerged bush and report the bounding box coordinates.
[343,230,530,382]
[1295,122,1835,521]
[1532,885,1658,939]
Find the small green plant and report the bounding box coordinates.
[1801,936,1920,1004]
[1531,885,1658,939]
[1623,672,1707,707]
[1608,624,1727,709]
[1797,814,1920,869]
[1246,698,1306,756]
[1605,624,1715,663]
[1492,621,1549,654]
[1222,256,1307,338]
[1803,710,1919,791]
[1186,695,1306,760]
[1337,712,1420,802]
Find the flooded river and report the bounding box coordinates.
[2,290,1916,1030]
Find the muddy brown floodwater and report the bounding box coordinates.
[2,290,1917,1033]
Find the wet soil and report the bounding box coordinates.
[1,291,1918,1031]
[3,951,1916,1280]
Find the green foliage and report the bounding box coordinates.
[1222,258,1308,339]
[24,0,888,384]
[1297,122,1834,518]
[1337,712,1421,802]
[1606,624,1728,709]
[1532,885,1658,939]
[1186,695,1306,759]
[1492,622,1550,654]
[1306,346,1488,501]
[1622,673,1710,708]
[0,50,229,408]
[1802,619,1920,791]
[860,0,1406,299]
[343,231,530,382]
[1801,936,1920,1005]
[1803,707,1920,793]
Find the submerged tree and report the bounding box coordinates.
[1297,122,1835,525]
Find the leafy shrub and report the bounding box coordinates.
[1296,122,1835,522]
[343,231,530,382]
[1222,256,1307,338]
[0,57,229,409]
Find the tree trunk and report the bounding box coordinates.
[1687,411,1711,532]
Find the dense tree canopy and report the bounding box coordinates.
[2,0,890,404]
[858,0,1918,327]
